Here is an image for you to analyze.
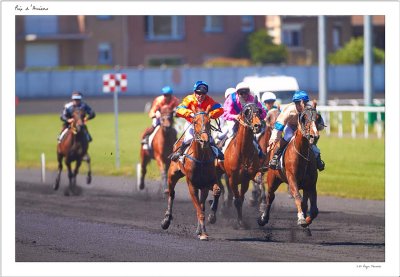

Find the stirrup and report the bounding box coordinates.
[269,157,279,169]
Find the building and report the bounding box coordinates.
[266,15,384,65]
[15,15,265,70]
[267,16,353,65]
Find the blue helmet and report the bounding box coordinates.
[292,90,309,102]
[161,86,173,95]
[193,81,208,94]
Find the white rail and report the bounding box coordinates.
[317,105,385,139]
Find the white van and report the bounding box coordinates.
[243,75,299,105]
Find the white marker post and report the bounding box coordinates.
[103,71,128,169]
[41,153,46,183]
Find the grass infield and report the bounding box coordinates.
[16,113,384,200]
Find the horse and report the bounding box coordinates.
[54,108,91,195]
[217,99,263,227]
[161,106,221,241]
[139,105,177,194]
[249,108,280,210]
[257,101,319,231]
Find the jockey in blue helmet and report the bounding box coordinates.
[268,90,325,171]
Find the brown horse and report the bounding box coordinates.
[54,108,91,195]
[139,105,177,194]
[161,106,221,240]
[249,108,280,210]
[257,102,319,231]
[217,100,263,227]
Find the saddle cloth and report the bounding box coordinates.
[58,128,69,143]
[143,125,160,151]
[221,137,234,154]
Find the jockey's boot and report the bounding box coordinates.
[86,132,92,142]
[141,126,155,144]
[210,141,224,160]
[170,141,190,162]
[269,139,289,170]
[316,154,325,171]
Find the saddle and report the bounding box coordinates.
[143,125,160,151]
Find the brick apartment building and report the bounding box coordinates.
[15,15,384,70]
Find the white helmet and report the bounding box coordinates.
[235,82,250,92]
[261,91,277,103]
[224,87,236,98]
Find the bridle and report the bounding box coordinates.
[299,106,317,144]
[238,103,261,133]
[192,112,211,146]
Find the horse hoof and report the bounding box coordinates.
[208,214,216,224]
[298,218,307,227]
[198,233,209,241]
[306,216,313,225]
[139,183,145,190]
[257,216,267,226]
[161,219,170,230]
[86,175,92,185]
[53,183,59,191]
[302,227,312,236]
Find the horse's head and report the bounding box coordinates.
[239,97,262,134]
[159,105,174,130]
[299,100,319,144]
[72,108,85,134]
[192,106,212,148]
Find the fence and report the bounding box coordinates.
[16,64,385,98]
[318,105,385,139]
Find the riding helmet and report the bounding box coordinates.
[193,81,208,94]
[292,90,309,102]
[71,91,83,100]
[161,86,173,95]
[261,91,277,103]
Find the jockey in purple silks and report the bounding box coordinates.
[219,82,266,158]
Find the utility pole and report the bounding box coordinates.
[318,15,328,105]
[364,15,373,106]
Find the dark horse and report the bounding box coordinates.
[217,100,263,227]
[55,108,91,195]
[139,105,177,194]
[258,101,319,230]
[249,108,280,210]
[161,106,221,240]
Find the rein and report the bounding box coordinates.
[182,111,215,165]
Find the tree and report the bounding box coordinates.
[328,37,385,65]
[247,29,288,64]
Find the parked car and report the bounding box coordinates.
[243,75,299,105]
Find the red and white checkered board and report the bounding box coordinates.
[103,73,127,93]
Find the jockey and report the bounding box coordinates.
[170,81,224,161]
[59,91,95,142]
[141,86,180,145]
[261,91,280,113]
[220,82,266,158]
[215,87,236,143]
[268,90,325,171]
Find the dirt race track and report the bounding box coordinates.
[15,168,384,264]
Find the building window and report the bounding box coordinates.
[98,43,112,64]
[146,56,183,67]
[24,16,58,35]
[332,26,342,50]
[145,16,184,40]
[96,15,113,20]
[282,24,302,47]
[204,16,223,32]
[241,16,254,32]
